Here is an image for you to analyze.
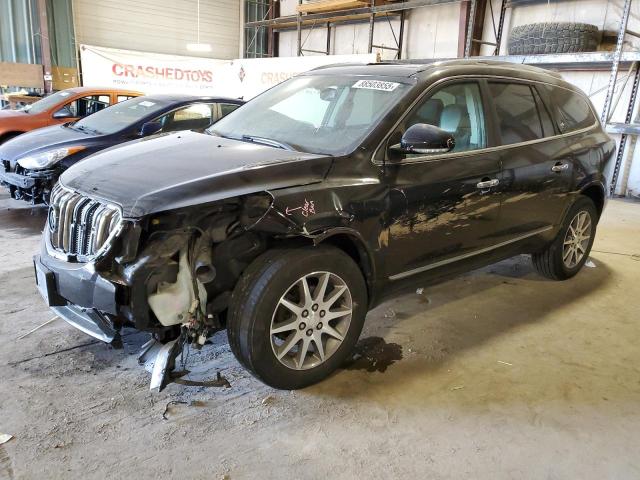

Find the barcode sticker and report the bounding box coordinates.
[353,79,400,91]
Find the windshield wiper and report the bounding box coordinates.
[241,135,296,151]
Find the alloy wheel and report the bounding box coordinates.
[270,271,353,370]
[562,210,592,269]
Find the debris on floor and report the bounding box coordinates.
[497,360,513,366]
[416,288,424,295]
[17,316,59,340]
[162,400,188,420]
[384,309,395,318]
[343,336,403,373]
[584,259,597,268]
[0,434,12,445]
[174,371,231,389]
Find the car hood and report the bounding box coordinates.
[0,124,95,165]
[0,109,29,120]
[61,131,333,218]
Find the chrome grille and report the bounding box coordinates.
[48,184,121,259]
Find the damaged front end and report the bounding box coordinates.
[0,162,56,204]
[36,183,305,390]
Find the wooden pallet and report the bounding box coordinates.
[272,11,399,30]
[296,1,371,14]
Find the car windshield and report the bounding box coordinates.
[22,91,75,114]
[72,97,170,135]
[208,75,411,155]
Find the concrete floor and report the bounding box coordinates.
[0,191,639,480]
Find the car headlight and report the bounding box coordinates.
[17,146,85,170]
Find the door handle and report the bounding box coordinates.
[476,178,499,189]
[551,162,569,172]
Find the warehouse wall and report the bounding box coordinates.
[73,0,241,59]
[0,0,41,65]
[278,0,460,59]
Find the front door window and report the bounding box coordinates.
[401,82,487,155]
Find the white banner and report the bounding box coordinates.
[214,53,379,100]
[79,44,227,95]
[79,44,378,100]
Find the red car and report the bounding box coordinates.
[0,87,142,144]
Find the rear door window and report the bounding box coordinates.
[532,87,555,137]
[158,103,215,132]
[488,82,546,145]
[117,95,138,103]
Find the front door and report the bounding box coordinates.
[380,80,503,280]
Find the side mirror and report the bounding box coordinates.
[52,107,74,119]
[140,121,162,137]
[391,123,455,155]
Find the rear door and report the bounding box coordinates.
[381,79,503,279]
[490,80,573,239]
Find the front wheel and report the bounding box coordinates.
[227,246,368,389]
[532,196,598,280]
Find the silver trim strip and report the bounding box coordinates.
[388,225,553,280]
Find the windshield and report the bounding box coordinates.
[72,97,170,135]
[209,75,410,155]
[23,91,75,114]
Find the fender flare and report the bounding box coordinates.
[311,226,377,296]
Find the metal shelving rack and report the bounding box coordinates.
[245,0,464,58]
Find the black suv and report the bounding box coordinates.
[34,60,614,390]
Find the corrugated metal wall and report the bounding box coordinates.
[72,0,241,59]
[0,0,42,64]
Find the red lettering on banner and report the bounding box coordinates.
[111,63,214,83]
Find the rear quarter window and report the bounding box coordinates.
[546,86,596,133]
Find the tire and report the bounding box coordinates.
[227,246,368,389]
[508,22,599,55]
[531,196,598,280]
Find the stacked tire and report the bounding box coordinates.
[508,22,599,55]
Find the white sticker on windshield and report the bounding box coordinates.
[353,79,400,91]
[59,92,70,97]
[138,101,156,107]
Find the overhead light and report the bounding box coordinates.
[187,43,212,52]
[187,0,211,53]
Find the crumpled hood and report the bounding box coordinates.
[0,125,90,165]
[61,131,333,218]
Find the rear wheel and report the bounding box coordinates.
[532,196,597,280]
[227,246,367,389]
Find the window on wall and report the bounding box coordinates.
[244,0,271,58]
